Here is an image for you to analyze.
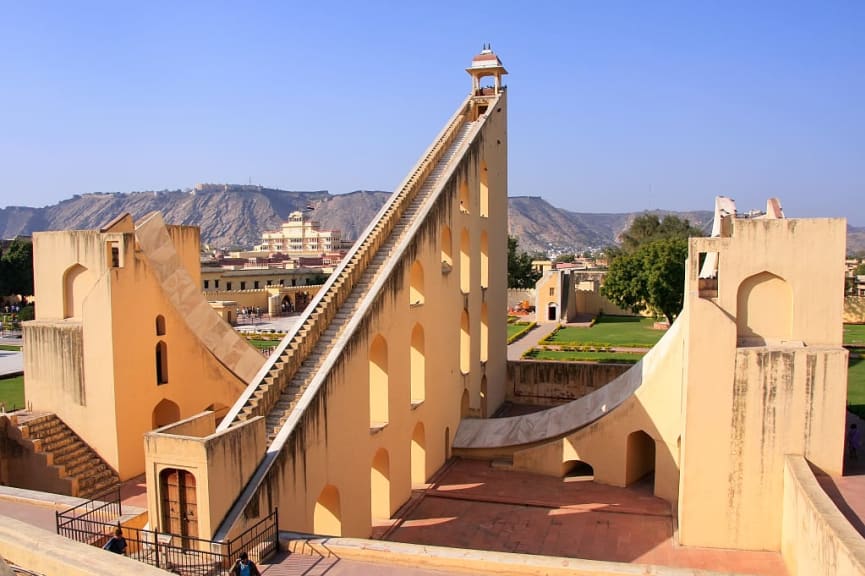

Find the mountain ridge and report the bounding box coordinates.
[2,187,863,254]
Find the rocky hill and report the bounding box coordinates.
[2,187,863,255]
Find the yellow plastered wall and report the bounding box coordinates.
[678,217,848,551]
[227,94,509,538]
[25,221,253,480]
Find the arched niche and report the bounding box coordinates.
[460,309,470,375]
[480,231,489,288]
[480,303,488,364]
[152,399,180,429]
[563,459,595,481]
[371,448,391,520]
[460,228,471,294]
[409,260,424,306]
[314,484,342,536]
[626,430,656,488]
[369,334,389,427]
[440,225,453,271]
[155,315,166,336]
[736,271,793,345]
[459,178,470,214]
[410,323,425,405]
[479,161,489,218]
[411,422,426,486]
[63,264,92,319]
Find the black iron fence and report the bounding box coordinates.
[56,490,278,575]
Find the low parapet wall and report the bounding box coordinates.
[506,361,630,407]
[781,455,865,575]
[0,515,166,576]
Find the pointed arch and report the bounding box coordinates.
[153,399,180,429]
[480,375,488,418]
[440,225,453,271]
[480,302,489,363]
[460,309,470,375]
[479,161,489,218]
[480,230,489,288]
[409,260,424,306]
[410,323,425,405]
[736,271,792,345]
[63,264,92,319]
[369,334,389,427]
[626,430,656,488]
[156,341,168,385]
[411,422,426,486]
[155,315,166,336]
[371,448,391,520]
[461,388,470,418]
[314,485,342,536]
[460,228,471,294]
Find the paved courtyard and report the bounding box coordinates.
[381,459,789,576]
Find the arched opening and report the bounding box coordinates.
[155,315,166,336]
[460,228,471,294]
[459,178,470,214]
[410,260,424,306]
[369,334,389,427]
[461,388,470,418]
[152,399,180,429]
[156,341,168,385]
[480,161,489,218]
[63,264,91,319]
[159,468,198,544]
[626,430,656,488]
[736,271,792,345]
[480,303,488,363]
[480,375,488,418]
[444,427,451,460]
[547,303,557,322]
[314,484,342,536]
[410,324,425,405]
[480,231,489,288]
[371,448,391,520]
[460,309,470,375]
[411,422,426,486]
[281,295,294,314]
[563,460,595,481]
[440,225,453,271]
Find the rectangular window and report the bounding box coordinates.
[549,287,555,296]
[266,280,272,286]
[227,282,232,290]
[204,280,209,289]
[214,280,219,289]
[254,281,260,289]
[240,281,246,290]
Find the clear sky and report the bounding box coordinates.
[1,2,862,224]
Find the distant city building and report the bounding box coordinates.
[255,211,351,256]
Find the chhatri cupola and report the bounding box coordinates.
[466,43,507,96]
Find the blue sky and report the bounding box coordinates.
[1,2,863,224]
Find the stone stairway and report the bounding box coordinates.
[235,121,477,444]
[18,413,120,499]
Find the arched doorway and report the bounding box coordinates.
[626,431,656,488]
[563,460,594,481]
[411,422,426,486]
[314,485,341,536]
[152,399,180,429]
[160,468,198,544]
[736,271,792,345]
[371,448,391,521]
[547,303,557,322]
[460,388,470,418]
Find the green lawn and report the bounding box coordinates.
[0,344,22,351]
[848,352,865,418]
[0,376,25,411]
[845,324,865,347]
[246,339,280,350]
[543,316,665,348]
[524,349,643,363]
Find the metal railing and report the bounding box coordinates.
[56,491,278,575]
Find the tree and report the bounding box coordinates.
[553,253,575,264]
[854,263,865,277]
[602,237,689,324]
[507,236,541,289]
[0,239,33,297]
[602,214,703,324]
[619,214,704,253]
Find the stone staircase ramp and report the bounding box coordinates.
[17,413,120,499]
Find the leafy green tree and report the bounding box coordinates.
[854,263,865,276]
[619,214,704,253]
[602,237,689,324]
[602,215,702,324]
[507,236,541,289]
[0,239,33,297]
[553,253,575,264]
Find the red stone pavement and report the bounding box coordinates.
[380,459,789,576]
